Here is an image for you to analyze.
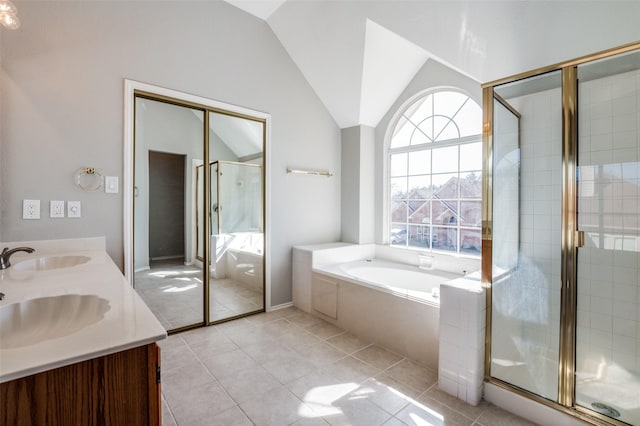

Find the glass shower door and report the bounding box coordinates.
[490,71,563,401]
[575,50,640,425]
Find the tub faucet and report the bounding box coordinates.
[0,247,35,270]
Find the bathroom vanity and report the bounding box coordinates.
[0,237,166,425]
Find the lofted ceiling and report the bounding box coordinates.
[224,0,640,129]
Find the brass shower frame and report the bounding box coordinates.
[133,90,267,334]
[481,40,640,426]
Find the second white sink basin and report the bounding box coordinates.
[12,255,90,271]
[0,294,110,349]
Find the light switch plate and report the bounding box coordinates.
[105,176,118,193]
[50,200,65,218]
[23,199,40,219]
[68,201,81,218]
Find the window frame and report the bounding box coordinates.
[385,88,482,257]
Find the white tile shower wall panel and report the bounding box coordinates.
[577,68,640,375]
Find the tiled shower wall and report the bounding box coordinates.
[576,68,640,376]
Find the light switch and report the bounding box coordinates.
[50,200,65,218]
[68,201,81,218]
[23,199,40,219]
[105,176,118,193]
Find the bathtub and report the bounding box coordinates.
[319,259,461,305]
[310,258,462,369]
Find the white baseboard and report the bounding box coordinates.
[268,301,294,312]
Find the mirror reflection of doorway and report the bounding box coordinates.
[148,151,185,261]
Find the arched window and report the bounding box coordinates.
[388,89,482,255]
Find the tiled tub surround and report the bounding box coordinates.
[0,237,166,382]
[438,276,486,406]
[292,243,480,373]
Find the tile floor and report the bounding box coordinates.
[159,306,537,425]
[135,260,263,329]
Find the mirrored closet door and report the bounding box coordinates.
[132,90,266,333]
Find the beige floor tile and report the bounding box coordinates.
[168,382,237,426]
[294,341,348,369]
[321,356,381,384]
[382,417,408,426]
[287,370,359,408]
[200,348,260,380]
[217,366,282,404]
[385,359,438,393]
[291,417,331,425]
[324,395,392,426]
[287,311,325,328]
[180,325,220,344]
[188,331,239,357]
[205,406,253,426]
[262,352,318,384]
[160,341,200,373]
[279,327,323,350]
[326,332,370,354]
[162,361,216,401]
[305,320,345,340]
[241,340,296,364]
[258,317,300,337]
[352,375,419,415]
[353,345,404,370]
[224,323,278,347]
[159,314,544,426]
[395,398,474,426]
[161,397,177,426]
[240,386,313,426]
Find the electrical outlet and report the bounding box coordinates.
[68,201,81,218]
[23,199,40,219]
[50,200,65,218]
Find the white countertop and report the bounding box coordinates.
[0,245,166,383]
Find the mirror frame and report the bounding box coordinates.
[123,79,271,315]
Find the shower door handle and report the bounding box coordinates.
[575,230,585,248]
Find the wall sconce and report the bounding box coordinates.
[0,0,20,30]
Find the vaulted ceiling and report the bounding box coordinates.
[225,0,640,129]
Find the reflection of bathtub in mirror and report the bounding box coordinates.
[211,232,263,293]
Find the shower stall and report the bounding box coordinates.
[483,42,640,425]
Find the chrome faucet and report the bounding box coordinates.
[0,247,35,270]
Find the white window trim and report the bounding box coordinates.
[383,86,482,255]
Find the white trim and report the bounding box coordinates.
[268,301,293,312]
[123,79,272,310]
[382,86,481,248]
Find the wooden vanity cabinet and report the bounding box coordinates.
[0,343,161,426]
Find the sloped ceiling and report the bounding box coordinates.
[225,0,640,129]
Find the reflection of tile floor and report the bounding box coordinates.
[135,260,263,330]
[159,307,538,426]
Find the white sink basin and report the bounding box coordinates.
[12,255,90,271]
[0,294,110,349]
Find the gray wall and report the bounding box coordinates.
[0,1,341,306]
[341,125,375,244]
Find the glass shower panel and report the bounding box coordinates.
[491,71,562,401]
[219,162,262,234]
[575,50,640,425]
